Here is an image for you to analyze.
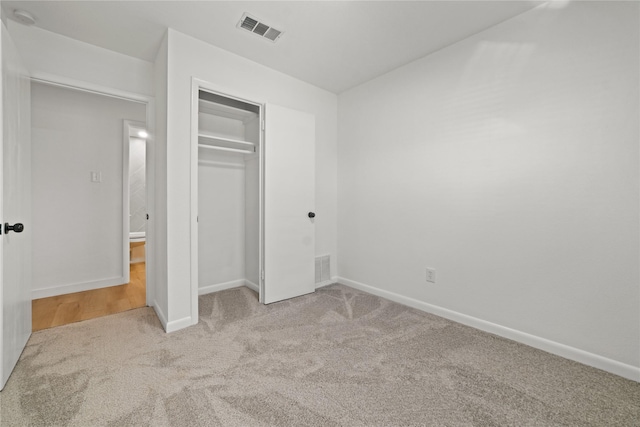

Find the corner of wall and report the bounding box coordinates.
[337,277,640,382]
[152,301,168,332]
[152,29,169,321]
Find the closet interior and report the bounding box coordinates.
[197,90,261,295]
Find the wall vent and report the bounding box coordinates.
[315,255,330,285]
[237,13,283,43]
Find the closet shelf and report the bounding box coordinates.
[199,99,258,123]
[198,132,256,154]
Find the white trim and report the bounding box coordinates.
[197,279,260,296]
[32,276,127,300]
[337,277,640,382]
[190,79,200,326]
[198,279,246,295]
[244,279,259,293]
[165,316,194,333]
[152,301,168,332]
[315,277,338,289]
[30,72,150,104]
[144,99,155,308]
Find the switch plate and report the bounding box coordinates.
[426,268,436,284]
[90,171,102,183]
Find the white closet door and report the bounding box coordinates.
[263,104,315,304]
[1,25,31,390]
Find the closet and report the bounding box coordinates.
[193,83,317,310]
[197,90,261,296]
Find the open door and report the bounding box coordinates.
[0,23,32,390]
[263,104,315,304]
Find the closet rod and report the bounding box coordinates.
[198,159,246,169]
[198,144,255,154]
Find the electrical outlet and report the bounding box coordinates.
[426,268,436,284]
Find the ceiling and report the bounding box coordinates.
[1,1,542,93]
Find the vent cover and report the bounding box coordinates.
[315,255,330,285]
[238,13,283,43]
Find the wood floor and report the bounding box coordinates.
[32,262,146,331]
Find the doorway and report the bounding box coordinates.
[29,81,151,331]
[125,120,147,321]
[190,80,317,325]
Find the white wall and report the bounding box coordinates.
[198,150,246,292]
[31,82,146,298]
[338,1,639,380]
[158,29,338,328]
[6,21,153,97]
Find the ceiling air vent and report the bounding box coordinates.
[237,13,283,43]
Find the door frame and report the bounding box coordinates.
[30,74,156,307]
[190,78,265,324]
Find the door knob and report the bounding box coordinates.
[308,212,315,218]
[4,223,24,234]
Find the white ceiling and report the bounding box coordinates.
[1,1,542,93]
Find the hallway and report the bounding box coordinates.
[32,262,146,331]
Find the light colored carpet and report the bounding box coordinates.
[1,284,638,426]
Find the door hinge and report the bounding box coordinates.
[146,213,149,220]
[261,120,265,131]
[261,270,265,280]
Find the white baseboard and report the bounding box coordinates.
[152,301,168,331]
[244,279,259,293]
[32,276,126,300]
[198,279,246,295]
[152,300,193,333]
[165,315,194,333]
[199,278,261,295]
[337,277,640,382]
[315,277,338,289]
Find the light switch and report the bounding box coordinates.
[90,171,102,183]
